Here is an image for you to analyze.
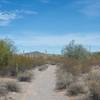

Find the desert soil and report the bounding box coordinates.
[2,65,75,100]
[14,65,68,100]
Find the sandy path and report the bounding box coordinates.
[18,65,68,100]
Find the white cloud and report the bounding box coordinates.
[0,12,16,20]
[15,10,38,15]
[0,11,17,26]
[0,9,38,26]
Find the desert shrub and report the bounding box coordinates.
[0,86,8,97]
[62,40,90,75]
[67,81,87,96]
[9,54,47,76]
[62,40,90,60]
[0,80,19,98]
[62,58,82,75]
[17,71,33,82]
[88,81,100,100]
[0,39,50,77]
[56,65,74,90]
[88,68,100,80]
[87,69,100,100]
[70,94,90,100]
[47,55,64,65]
[0,39,16,75]
[33,56,47,66]
[5,81,20,92]
[89,52,100,66]
[38,64,48,71]
[10,55,32,69]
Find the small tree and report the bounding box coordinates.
[62,40,90,61]
[0,39,16,69]
[62,40,90,74]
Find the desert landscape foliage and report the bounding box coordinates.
[0,38,100,100]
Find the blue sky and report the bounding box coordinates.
[0,0,100,54]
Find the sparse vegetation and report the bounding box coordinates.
[56,40,90,90]
[62,40,90,75]
[5,81,20,92]
[38,64,48,71]
[17,71,33,82]
[56,40,100,100]
[56,65,74,90]
[0,86,8,97]
[0,38,48,77]
[87,68,100,100]
[0,38,100,100]
[0,39,16,75]
[67,81,87,96]
[0,80,20,99]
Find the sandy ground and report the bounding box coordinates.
[10,65,68,100]
[0,65,80,100]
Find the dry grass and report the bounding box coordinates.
[5,81,20,92]
[67,81,88,96]
[56,65,74,90]
[0,78,20,99]
[17,71,33,82]
[66,67,100,100]
[87,68,100,100]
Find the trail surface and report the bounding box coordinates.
[19,65,68,100]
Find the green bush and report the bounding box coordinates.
[0,39,15,67]
[62,40,90,60]
[61,40,90,75]
[0,39,17,76]
[0,38,48,76]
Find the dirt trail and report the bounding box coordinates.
[19,65,68,100]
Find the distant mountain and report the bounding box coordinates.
[22,51,60,57]
[24,51,45,56]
